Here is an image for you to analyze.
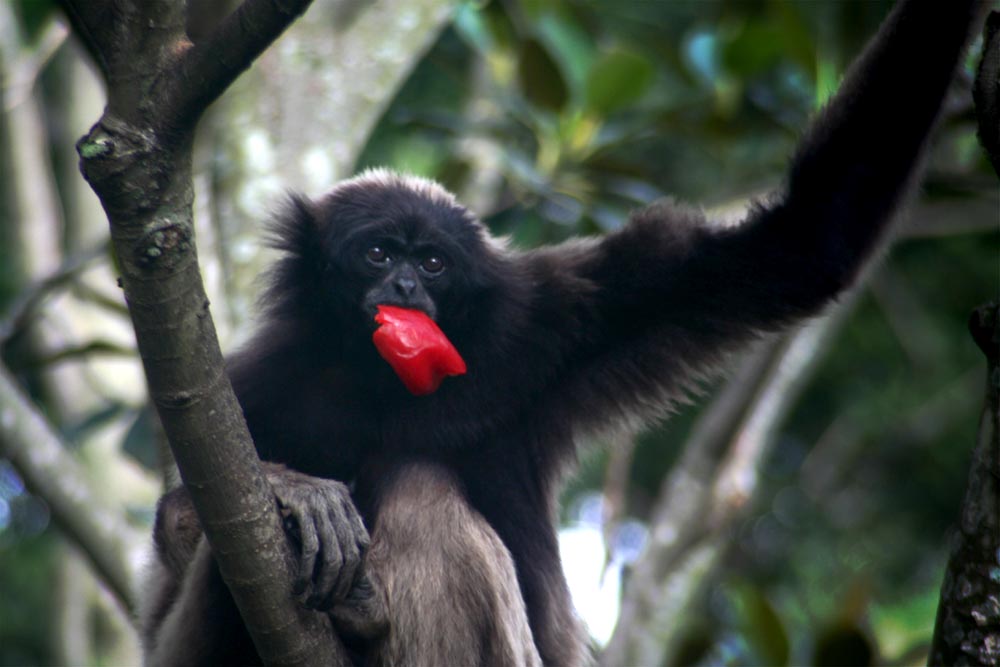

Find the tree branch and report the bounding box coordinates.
[169,0,313,130]
[602,296,857,667]
[0,242,107,344]
[58,0,350,663]
[0,361,141,613]
[53,1,115,79]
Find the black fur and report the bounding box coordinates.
[145,1,983,665]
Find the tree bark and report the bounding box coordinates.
[928,303,1000,666]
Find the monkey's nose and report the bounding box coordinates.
[395,277,417,297]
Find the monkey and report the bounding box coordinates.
[141,0,985,665]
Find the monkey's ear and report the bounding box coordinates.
[266,193,326,265]
[258,194,331,320]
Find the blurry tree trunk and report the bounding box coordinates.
[53,549,92,665]
[52,544,141,666]
[0,12,145,663]
[41,37,108,252]
[0,11,81,420]
[928,303,1000,666]
[0,5,147,486]
[0,362,140,611]
[602,296,857,667]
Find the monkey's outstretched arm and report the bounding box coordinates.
[613,0,980,324]
[533,0,983,424]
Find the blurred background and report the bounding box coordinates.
[0,0,996,664]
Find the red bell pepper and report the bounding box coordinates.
[372,305,467,395]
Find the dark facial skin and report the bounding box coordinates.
[360,240,446,322]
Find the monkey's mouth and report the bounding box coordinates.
[362,299,437,326]
[371,304,466,395]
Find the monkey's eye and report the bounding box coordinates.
[420,256,445,274]
[366,246,390,264]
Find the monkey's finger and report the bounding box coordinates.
[328,505,362,601]
[330,490,369,551]
[292,510,320,598]
[351,509,370,551]
[307,512,344,608]
[329,495,366,551]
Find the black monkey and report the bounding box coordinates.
[142,1,984,665]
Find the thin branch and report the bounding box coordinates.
[900,192,1000,239]
[53,0,115,79]
[31,340,136,367]
[602,295,857,667]
[709,298,855,523]
[0,361,141,613]
[3,19,69,113]
[600,430,637,576]
[0,242,108,344]
[168,0,314,130]
[600,340,777,667]
[69,280,132,317]
[801,366,982,503]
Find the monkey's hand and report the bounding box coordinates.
[329,570,389,641]
[265,463,370,611]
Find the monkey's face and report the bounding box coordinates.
[313,173,499,340]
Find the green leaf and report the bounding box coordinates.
[517,38,569,113]
[454,1,516,57]
[13,0,57,41]
[721,20,790,76]
[534,10,596,96]
[733,584,791,667]
[584,50,654,116]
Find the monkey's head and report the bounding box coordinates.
[264,169,507,355]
